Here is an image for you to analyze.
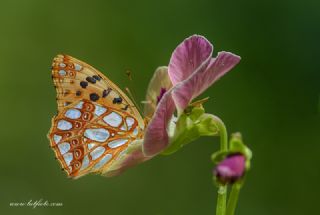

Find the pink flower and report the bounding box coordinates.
[214,154,246,184]
[104,35,240,176]
[143,35,241,156]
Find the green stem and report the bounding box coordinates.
[211,115,228,151]
[212,116,228,215]
[216,185,227,215]
[226,183,241,215]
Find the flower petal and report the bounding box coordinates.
[172,51,241,110]
[143,90,176,156]
[168,35,213,85]
[144,66,172,118]
[214,154,246,183]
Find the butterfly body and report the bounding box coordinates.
[48,54,145,178]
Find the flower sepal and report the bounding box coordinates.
[212,133,251,167]
[229,133,252,170]
[161,105,219,155]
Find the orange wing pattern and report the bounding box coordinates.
[48,54,144,178]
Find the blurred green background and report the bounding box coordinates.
[0,0,319,214]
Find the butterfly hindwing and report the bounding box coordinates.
[48,54,144,178]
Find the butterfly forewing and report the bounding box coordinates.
[51,54,143,125]
[48,54,144,178]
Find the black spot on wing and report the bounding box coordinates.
[121,104,129,111]
[93,75,101,81]
[80,81,88,88]
[86,76,96,84]
[90,93,100,101]
[102,88,112,98]
[113,97,122,104]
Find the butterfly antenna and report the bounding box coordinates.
[124,69,145,115]
[125,87,143,115]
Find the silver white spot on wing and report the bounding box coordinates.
[59,70,66,76]
[126,117,135,129]
[87,143,96,150]
[58,142,71,154]
[74,63,82,71]
[59,63,66,68]
[57,120,72,130]
[108,139,128,148]
[93,154,112,170]
[74,101,84,109]
[84,128,109,142]
[120,124,127,131]
[90,146,105,160]
[103,112,122,127]
[80,155,89,170]
[65,109,81,119]
[133,128,138,136]
[53,134,62,144]
[63,152,73,166]
[94,105,107,116]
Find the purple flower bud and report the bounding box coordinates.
[214,154,246,184]
[157,87,167,104]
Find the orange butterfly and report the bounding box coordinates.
[47,55,146,179]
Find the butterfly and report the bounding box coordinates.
[47,54,146,179]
